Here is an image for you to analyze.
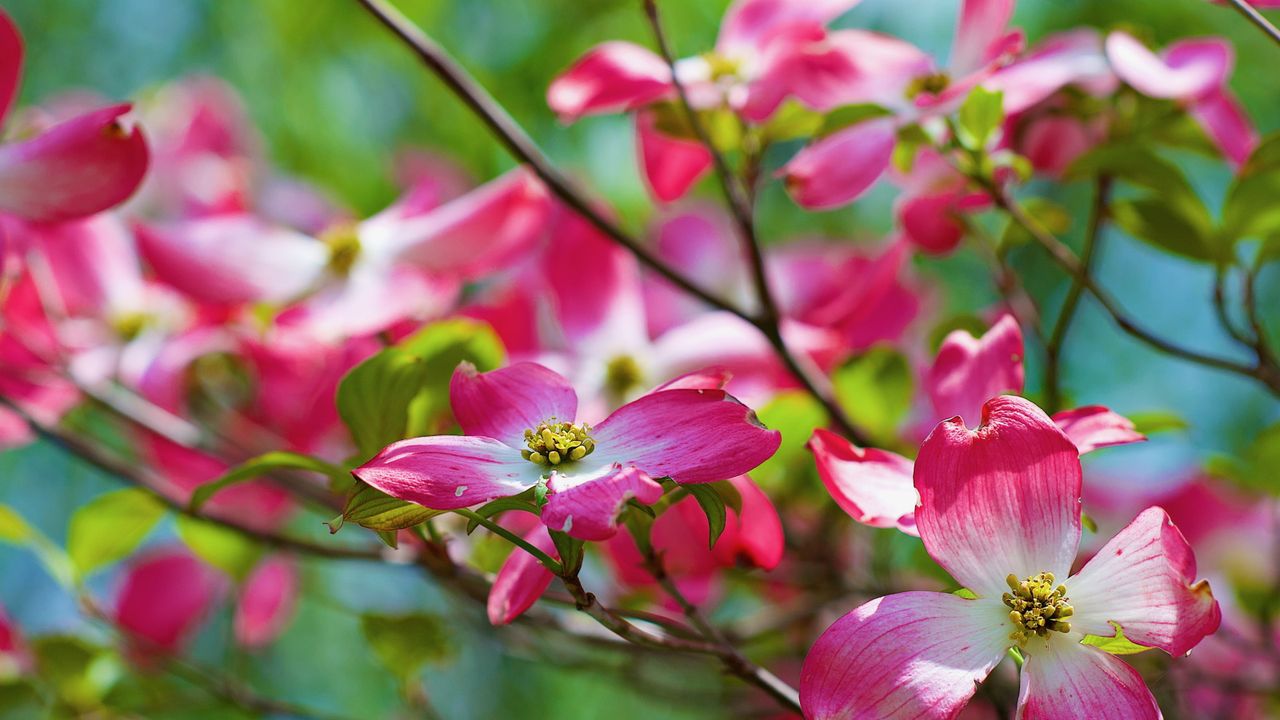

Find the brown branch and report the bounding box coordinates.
[1223,0,1280,47]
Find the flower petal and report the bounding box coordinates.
[800,591,1009,720]
[543,465,664,540]
[927,313,1025,425]
[1105,33,1228,100]
[0,10,22,125]
[717,0,861,55]
[594,388,781,484]
[1051,406,1146,455]
[0,104,149,222]
[547,41,672,121]
[950,0,1016,75]
[352,435,540,510]
[808,428,918,535]
[449,362,579,447]
[782,118,896,210]
[115,548,224,655]
[716,475,785,570]
[1190,87,1258,168]
[234,555,299,649]
[488,526,559,625]
[1066,507,1221,657]
[135,214,327,306]
[636,110,712,203]
[1017,642,1160,720]
[915,395,1082,597]
[986,29,1116,116]
[899,188,990,255]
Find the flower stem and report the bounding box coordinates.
[453,508,562,573]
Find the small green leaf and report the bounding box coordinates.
[360,613,452,681]
[67,489,166,577]
[955,87,1004,150]
[549,530,583,575]
[337,348,429,459]
[892,124,932,174]
[1081,511,1098,534]
[952,588,978,600]
[0,505,32,543]
[753,391,827,491]
[685,484,727,550]
[190,451,347,513]
[1081,621,1153,655]
[32,636,118,708]
[1110,197,1217,262]
[761,100,824,142]
[1223,133,1280,242]
[338,482,440,533]
[833,347,913,444]
[1126,411,1189,435]
[817,103,892,139]
[175,515,262,582]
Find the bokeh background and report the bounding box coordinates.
[1,0,1276,717]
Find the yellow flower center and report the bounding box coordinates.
[1002,572,1074,647]
[701,52,743,81]
[110,311,150,342]
[321,222,362,277]
[604,354,644,399]
[522,420,595,467]
[907,71,951,98]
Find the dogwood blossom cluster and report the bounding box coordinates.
[0,0,1274,716]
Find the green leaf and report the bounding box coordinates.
[752,391,826,491]
[337,348,429,459]
[1222,133,1280,242]
[955,87,1004,150]
[685,484,727,550]
[175,515,262,582]
[360,613,452,681]
[67,489,166,577]
[0,505,32,543]
[0,504,74,587]
[1126,410,1189,435]
[549,530,584,575]
[952,588,978,600]
[892,124,932,174]
[1081,511,1098,534]
[1110,197,1217,262]
[1081,621,1153,655]
[31,636,119,709]
[1212,422,1280,494]
[704,478,743,515]
[833,347,914,444]
[190,451,348,513]
[817,103,892,139]
[761,100,824,142]
[398,318,505,434]
[335,481,441,533]
[1067,144,1198,200]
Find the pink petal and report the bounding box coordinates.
[1051,406,1146,455]
[1190,87,1258,168]
[0,602,28,674]
[115,548,223,655]
[1018,116,1095,179]
[1017,642,1159,720]
[487,526,558,625]
[644,208,747,336]
[0,10,21,125]
[716,475,785,570]
[0,407,33,450]
[279,263,459,341]
[547,41,672,121]
[543,465,664,540]
[636,110,712,203]
[927,313,1025,424]
[1066,507,1221,656]
[782,118,896,210]
[365,168,551,277]
[352,435,540,510]
[915,395,1082,597]
[28,213,144,317]
[0,104,149,222]
[234,554,299,649]
[449,362,578,447]
[800,591,1010,720]
[1105,33,1228,100]
[899,188,990,255]
[717,0,862,54]
[950,0,1016,75]
[738,24,865,122]
[593,388,781,484]
[808,428,918,535]
[652,366,732,392]
[135,214,327,306]
[987,30,1115,115]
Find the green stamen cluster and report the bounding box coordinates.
[1003,572,1073,646]
[604,355,644,398]
[321,223,362,277]
[906,71,951,98]
[522,420,595,466]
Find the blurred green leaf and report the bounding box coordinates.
[332,482,441,534]
[337,348,430,459]
[175,515,262,582]
[1126,410,1189,435]
[928,315,989,354]
[817,104,891,139]
[0,505,32,543]
[686,483,727,550]
[1223,132,1280,242]
[0,503,73,587]
[892,124,932,174]
[956,87,1004,150]
[1206,422,1280,495]
[833,347,913,444]
[32,636,119,710]
[67,489,166,578]
[400,318,506,434]
[752,391,827,491]
[360,613,452,682]
[761,101,824,142]
[1110,197,1217,262]
[190,451,348,512]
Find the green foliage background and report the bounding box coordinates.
[1,0,1277,717]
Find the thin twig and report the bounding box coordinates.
[1213,266,1256,348]
[1224,0,1280,47]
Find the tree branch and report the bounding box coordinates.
[1223,0,1280,47]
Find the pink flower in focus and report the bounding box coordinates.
[800,396,1220,719]
[353,361,780,541]
[234,555,300,649]
[0,11,148,223]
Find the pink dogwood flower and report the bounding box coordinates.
[548,0,864,202]
[353,361,781,541]
[1104,32,1258,167]
[234,554,300,649]
[800,395,1220,719]
[0,11,148,223]
[114,547,225,659]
